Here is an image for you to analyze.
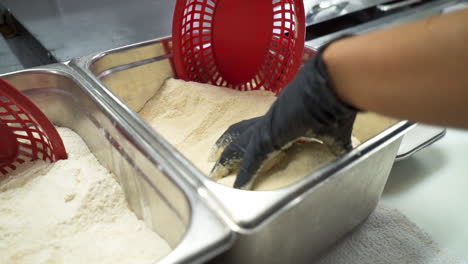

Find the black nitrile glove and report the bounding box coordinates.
[210,42,358,190]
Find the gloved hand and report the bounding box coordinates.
[210,41,358,190]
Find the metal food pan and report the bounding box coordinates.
[71,38,424,263]
[0,64,233,264]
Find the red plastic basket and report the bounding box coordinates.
[0,78,67,175]
[172,0,305,94]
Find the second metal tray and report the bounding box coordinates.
[0,64,233,264]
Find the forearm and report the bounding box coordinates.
[324,9,468,128]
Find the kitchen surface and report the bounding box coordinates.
[383,127,468,261]
[0,0,467,263]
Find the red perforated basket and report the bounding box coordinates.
[172,0,306,94]
[0,78,67,175]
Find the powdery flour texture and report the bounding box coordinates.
[139,79,358,190]
[0,127,171,264]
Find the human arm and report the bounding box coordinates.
[211,9,468,189]
[325,9,468,128]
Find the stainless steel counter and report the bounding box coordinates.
[0,0,174,62]
[0,35,22,73]
[1,0,457,63]
[0,0,395,62]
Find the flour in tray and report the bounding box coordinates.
[0,127,171,264]
[140,79,355,190]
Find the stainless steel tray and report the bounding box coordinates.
[396,124,446,161]
[306,0,463,49]
[0,64,233,264]
[304,0,392,25]
[71,39,415,263]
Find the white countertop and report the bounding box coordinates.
[382,128,468,261]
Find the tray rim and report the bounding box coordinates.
[70,40,415,230]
